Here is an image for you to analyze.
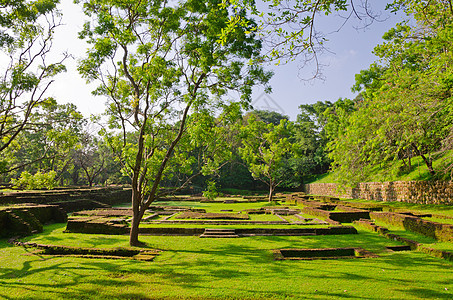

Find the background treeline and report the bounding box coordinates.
[0,104,334,192]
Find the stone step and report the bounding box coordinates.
[200,228,239,238]
[204,228,236,233]
[200,234,240,238]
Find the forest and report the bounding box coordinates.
[1,1,453,214]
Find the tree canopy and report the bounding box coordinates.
[0,0,66,163]
[77,0,271,246]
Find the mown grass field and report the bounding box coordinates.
[1,198,453,299]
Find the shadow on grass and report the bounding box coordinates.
[1,222,452,299]
[398,288,453,299]
[0,257,145,300]
[1,241,452,300]
[0,240,13,250]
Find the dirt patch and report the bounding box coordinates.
[273,247,378,260]
[16,242,160,261]
[175,212,250,220]
[73,208,132,217]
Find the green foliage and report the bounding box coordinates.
[251,110,289,125]
[202,180,221,200]
[2,98,86,185]
[293,101,333,180]
[0,0,66,158]
[10,170,57,190]
[313,150,453,184]
[76,0,271,245]
[0,0,58,48]
[217,159,257,190]
[328,0,453,186]
[239,114,299,200]
[219,0,352,65]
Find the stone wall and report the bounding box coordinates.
[0,187,132,212]
[304,181,453,205]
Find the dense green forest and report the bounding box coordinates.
[1,1,453,244]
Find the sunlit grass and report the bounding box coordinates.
[2,200,453,299]
[424,217,453,225]
[1,222,452,299]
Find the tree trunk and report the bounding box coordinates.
[129,213,140,246]
[412,144,435,175]
[420,154,435,175]
[268,184,274,202]
[129,189,142,246]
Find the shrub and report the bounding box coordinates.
[202,180,222,200]
[10,171,57,190]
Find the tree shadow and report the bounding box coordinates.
[0,257,145,300]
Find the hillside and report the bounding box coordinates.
[307,150,453,184]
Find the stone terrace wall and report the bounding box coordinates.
[304,181,453,205]
[0,187,132,208]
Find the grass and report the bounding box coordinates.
[424,217,453,225]
[219,188,268,196]
[1,223,452,299]
[155,200,271,212]
[2,199,453,299]
[138,223,330,229]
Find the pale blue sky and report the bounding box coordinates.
[49,1,404,120]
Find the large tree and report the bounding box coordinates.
[0,0,67,166]
[77,0,271,246]
[293,101,334,179]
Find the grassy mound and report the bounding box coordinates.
[308,150,453,184]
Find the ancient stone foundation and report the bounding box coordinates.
[0,186,132,212]
[304,181,453,205]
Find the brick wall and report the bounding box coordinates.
[304,181,453,205]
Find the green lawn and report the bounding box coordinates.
[1,222,452,299]
[424,217,453,225]
[155,201,272,212]
[2,199,453,299]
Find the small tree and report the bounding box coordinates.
[239,114,298,202]
[73,133,107,187]
[11,170,57,190]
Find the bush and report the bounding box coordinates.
[10,171,57,190]
[202,180,222,200]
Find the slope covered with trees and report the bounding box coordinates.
[327,0,453,185]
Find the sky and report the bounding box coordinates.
[47,1,405,121]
